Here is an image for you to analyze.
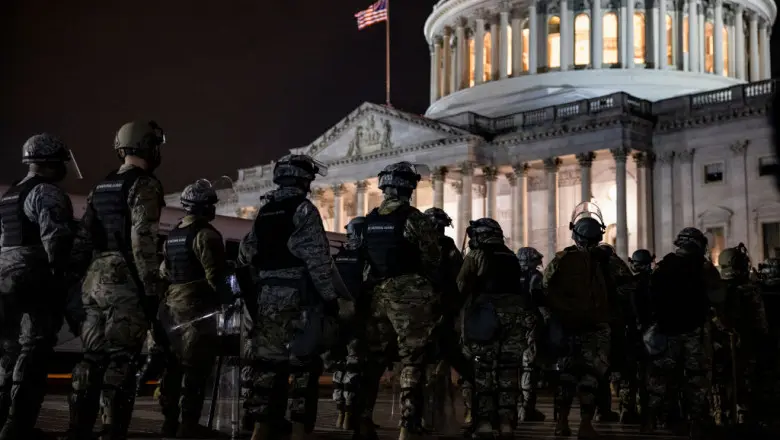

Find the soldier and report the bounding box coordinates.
[627,249,655,424]
[66,121,166,440]
[643,227,725,439]
[757,258,780,432]
[0,134,79,439]
[135,331,166,397]
[238,154,341,440]
[361,162,441,440]
[515,247,546,423]
[542,202,613,438]
[458,219,539,438]
[713,245,768,426]
[156,179,231,437]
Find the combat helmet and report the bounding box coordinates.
[377,162,422,198]
[517,247,543,271]
[569,202,606,248]
[759,258,780,286]
[467,218,504,248]
[718,243,751,280]
[673,227,708,255]
[21,133,82,180]
[344,216,366,247]
[114,120,166,170]
[180,179,219,220]
[629,249,655,273]
[272,154,327,189]
[423,207,452,234]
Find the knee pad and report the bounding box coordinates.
[72,357,103,392]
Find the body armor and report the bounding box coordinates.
[0,176,44,247]
[652,253,709,334]
[89,167,150,252]
[334,247,363,299]
[164,220,216,284]
[252,196,306,270]
[364,205,419,279]
[477,244,527,298]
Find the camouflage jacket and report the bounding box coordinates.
[721,278,769,335]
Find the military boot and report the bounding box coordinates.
[342,410,356,430]
[335,410,346,429]
[554,405,572,437]
[577,416,601,439]
[353,417,379,440]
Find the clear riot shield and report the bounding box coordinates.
[211,175,239,206]
[204,299,243,438]
[66,149,83,179]
[570,201,606,227]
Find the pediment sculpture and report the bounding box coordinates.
[347,115,394,157]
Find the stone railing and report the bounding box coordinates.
[654,79,776,116]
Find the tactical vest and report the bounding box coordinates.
[364,204,419,279]
[0,176,45,247]
[252,195,306,270]
[89,167,154,252]
[476,244,525,295]
[164,220,217,284]
[651,252,709,334]
[334,247,364,298]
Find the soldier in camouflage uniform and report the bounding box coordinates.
[66,121,166,440]
[458,219,539,438]
[757,258,780,432]
[238,154,342,440]
[361,162,441,440]
[0,134,78,439]
[515,247,546,423]
[643,227,725,439]
[711,245,768,426]
[135,330,166,397]
[542,204,613,439]
[626,249,655,424]
[157,179,231,437]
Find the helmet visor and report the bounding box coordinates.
[310,157,328,177]
[570,201,604,225]
[66,150,83,180]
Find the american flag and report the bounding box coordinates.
[355,0,387,30]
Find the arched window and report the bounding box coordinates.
[705,21,714,73]
[522,21,530,72]
[603,12,618,64]
[666,14,673,65]
[548,16,561,68]
[484,31,492,81]
[574,14,590,66]
[723,26,729,76]
[507,24,513,76]
[634,12,646,64]
[469,37,475,86]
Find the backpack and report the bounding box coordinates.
[650,253,707,334]
[546,247,611,330]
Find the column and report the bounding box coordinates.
[511,12,523,75]
[592,0,603,68]
[651,3,659,68]
[430,39,441,104]
[491,18,500,79]
[678,149,695,226]
[728,18,736,77]
[736,6,745,80]
[620,4,627,66]
[576,152,594,202]
[483,166,498,218]
[633,152,655,251]
[658,153,676,255]
[355,181,368,216]
[698,3,705,72]
[730,141,751,251]
[626,0,635,68]
[463,29,472,86]
[450,39,457,92]
[529,2,538,73]
[499,10,510,79]
[332,184,344,232]
[544,158,560,259]
[713,0,724,76]
[560,0,570,71]
[760,21,771,79]
[442,27,452,95]
[475,18,486,83]
[455,21,466,90]
[512,164,529,248]
[432,167,447,209]
[749,13,759,81]
[658,0,667,69]
[460,162,474,241]
[451,181,464,240]
[688,0,699,72]
[611,148,629,260]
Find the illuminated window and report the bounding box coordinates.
[548,16,561,68]
[683,16,689,53]
[574,14,590,65]
[469,38,475,86]
[522,22,530,72]
[705,22,714,73]
[723,26,729,76]
[507,25,513,76]
[484,31,492,81]
[666,14,673,65]
[634,13,646,64]
[603,12,618,64]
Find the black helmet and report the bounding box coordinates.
[718,244,751,279]
[344,216,366,246]
[516,247,543,271]
[377,161,421,199]
[673,227,708,254]
[180,179,219,219]
[569,202,606,248]
[21,133,82,180]
[423,207,452,227]
[273,154,327,187]
[629,249,655,272]
[467,218,503,248]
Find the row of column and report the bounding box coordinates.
[430,0,773,103]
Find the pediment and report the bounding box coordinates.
[301,102,471,162]
[698,206,734,228]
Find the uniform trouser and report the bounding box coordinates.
[69,305,147,439]
[556,325,611,421]
[0,293,56,437]
[136,330,167,395]
[645,328,712,425]
[243,356,323,433]
[324,337,362,414]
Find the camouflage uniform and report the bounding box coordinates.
[0,134,77,439]
[515,247,546,423]
[757,259,780,431]
[238,155,338,440]
[135,330,167,396]
[362,162,441,439]
[67,121,165,440]
[459,219,539,437]
[157,179,230,437]
[627,249,655,424]
[643,228,725,438]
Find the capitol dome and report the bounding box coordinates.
[424,0,776,117]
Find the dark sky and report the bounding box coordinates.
[0,0,435,194]
[1,1,778,195]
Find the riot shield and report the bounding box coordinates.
[570,201,606,226]
[211,175,239,206]
[204,300,243,438]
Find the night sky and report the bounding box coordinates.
[0,0,778,195]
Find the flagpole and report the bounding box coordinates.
[385,0,391,106]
